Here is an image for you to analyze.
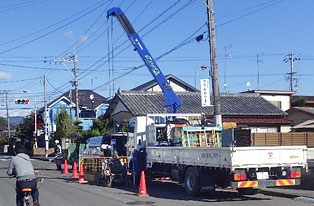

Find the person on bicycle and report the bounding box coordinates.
[7,143,40,206]
[54,140,62,171]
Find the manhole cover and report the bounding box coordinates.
[126,201,155,205]
[294,197,314,204]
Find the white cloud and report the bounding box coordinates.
[78,35,88,43]
[0,71,12,80]
[0,109,29,117]
[64,31,74,38]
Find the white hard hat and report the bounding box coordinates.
[55,140,59,144]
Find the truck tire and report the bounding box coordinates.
[237,188,260,195]
[184,167,199,196]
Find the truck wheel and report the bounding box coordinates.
[237,188,259,195]
[184,167,199,196]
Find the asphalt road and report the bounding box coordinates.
[0,155,312,206]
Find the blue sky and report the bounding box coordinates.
[0,0,314,117]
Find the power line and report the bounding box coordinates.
[216,0,283,21]
[0,0,111,54]
[0,0,106,47]
[0,0,48,13]
[217,0,287,27]
[93,22,206,90]
[78,0,196,80]
[59,0,114,56]
[0,77,41,84]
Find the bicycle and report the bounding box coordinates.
[18,170,43,206]
[21,188,33,206]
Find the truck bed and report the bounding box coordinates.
[146,146,307,170]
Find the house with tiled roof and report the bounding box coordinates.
[242,90,295,111]
[131,74,199,92]
[286,107,314,126]
[105,90,293,133]
[291,120,314,132]
[39,89,109,137]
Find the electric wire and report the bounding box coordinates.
[0,0,111,54]
[0,0,106,47]
[216,0,287,27]
[93,22,206,90]
[0,0,48,13]
[0,77,41,84]
[75,0,126,54]
[78,0,181,78]
[47,78,64,93]
[215,0,284,21]
[58,0,114,56]
[77,0,196,80]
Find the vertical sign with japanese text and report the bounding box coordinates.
[200,79,211,107]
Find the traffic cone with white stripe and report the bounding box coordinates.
[137,171,149,196]
[78,163,87,183]
[63,159,69,174]
[72,161,78,178]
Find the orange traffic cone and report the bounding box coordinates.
[72,162,78,178]
[78,164,87,183]
[138,171,149,196]
[63,159,69,174]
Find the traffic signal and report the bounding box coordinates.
[15,99,30,104]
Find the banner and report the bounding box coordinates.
[200,79,211,107]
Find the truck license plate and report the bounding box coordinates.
[257,172,269,180]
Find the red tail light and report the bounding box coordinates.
[234,173,247,181]
[289,171,301,178]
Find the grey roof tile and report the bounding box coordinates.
[47,89,108,110]
[131,74,199,92]
[293,107,314,115]
[117,91,285,116]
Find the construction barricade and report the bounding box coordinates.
[79,156,128,186]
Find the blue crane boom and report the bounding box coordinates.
[107,7,181,113]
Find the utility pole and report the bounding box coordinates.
[44,75,49,158]
[54,49,79,121]
[256,54,262,90]
[4,90,10,138]
[23,90,38,148]
[73,52,79,121]
[283,53,300,92]
[206,0,222,127]
[223,45,232,93]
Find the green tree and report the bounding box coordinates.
[0,117,8,138]
[90,117,111,134]
[80,116,111,143]
[0,117,7,127]
[54,107,73,142]
[0,137,8,145]
[16,113,36,150]
[292,98,306,107]
[73,120,83,133]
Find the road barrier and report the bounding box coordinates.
[79,156,128,183]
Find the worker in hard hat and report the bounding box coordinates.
[54,140,62,171]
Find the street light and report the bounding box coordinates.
[23,90,38,148]
[89,94,95,119]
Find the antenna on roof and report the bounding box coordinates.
[246,82,252,91]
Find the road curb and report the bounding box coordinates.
[259,189,299,199]
[260,188,314,202]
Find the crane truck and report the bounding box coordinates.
[107,7,307,196]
